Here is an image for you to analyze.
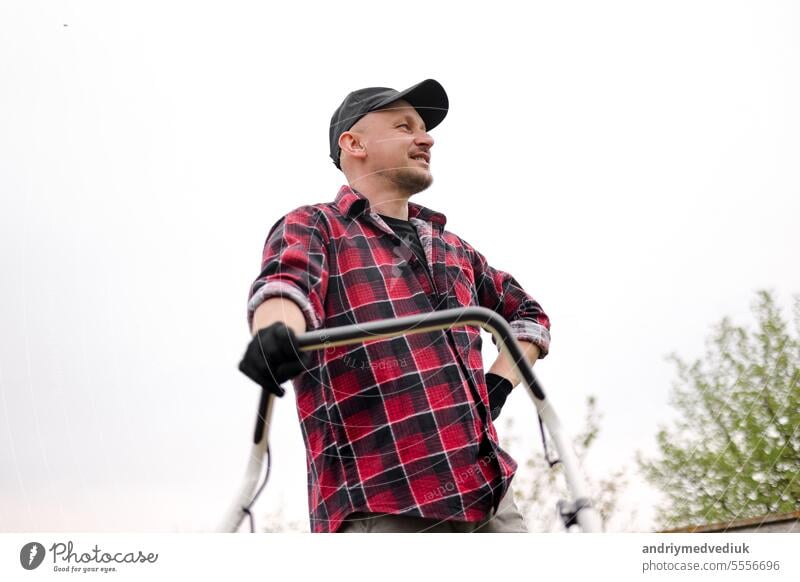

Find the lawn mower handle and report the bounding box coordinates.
[220,305,602,533]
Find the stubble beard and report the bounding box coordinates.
[384,165,433,196]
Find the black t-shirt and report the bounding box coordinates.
[378,214,442,307]
[378,214,429,270]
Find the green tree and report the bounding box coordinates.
[638,290,800,530]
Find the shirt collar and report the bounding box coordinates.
[333,184,447,227]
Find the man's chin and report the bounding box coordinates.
[388,167,433,196]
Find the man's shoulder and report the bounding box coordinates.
[279,200,344,222]
[267,201,352,243]
[441,226,479,255]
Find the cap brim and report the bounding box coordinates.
[373,78,449,132]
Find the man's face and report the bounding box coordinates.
[348,99,435,195]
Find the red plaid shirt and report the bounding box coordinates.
[247,184,551,533]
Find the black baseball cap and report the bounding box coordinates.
[329,78,449,169]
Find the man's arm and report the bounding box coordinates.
[463,238,550,394]
[487,339,540,388]
[240,207,327,394]
[246,205,329,336]
[467,242,551,355]
[240,296,310,396]
[250,297,307,337]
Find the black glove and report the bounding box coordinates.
[238,322,311,397]
[485,372,514,421]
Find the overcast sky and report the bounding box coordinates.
[1,0,798,533]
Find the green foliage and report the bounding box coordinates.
[638,290,800,529]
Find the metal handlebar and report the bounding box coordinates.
[219,306,602,532]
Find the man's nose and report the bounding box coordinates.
[415,130,434,149]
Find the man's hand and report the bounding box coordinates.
[485,339,540,420]
[485,372,515,421]
[238,322,311,396]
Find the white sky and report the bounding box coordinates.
[1,0,798,533]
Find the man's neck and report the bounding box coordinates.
[350,183,411,221]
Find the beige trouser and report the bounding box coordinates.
[338,480,527,533]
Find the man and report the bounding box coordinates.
[239,79,551,533]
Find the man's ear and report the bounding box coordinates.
[339,131,367,160]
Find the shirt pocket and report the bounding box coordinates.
[446,259,479,308]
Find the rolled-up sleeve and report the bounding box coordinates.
[247,206,329,332]
[469,244,551,358]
